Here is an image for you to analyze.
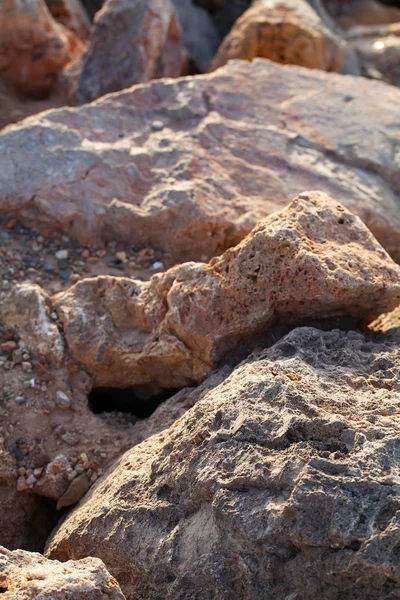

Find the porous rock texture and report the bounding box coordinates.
[0,0,84,95]
[4,192,400,389]
[209,0,346,73]
[76,0,188,103]
[1,60,400,260]
[47,326,400,599]
[0,546,126,599]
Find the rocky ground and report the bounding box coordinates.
[1,0,400,598]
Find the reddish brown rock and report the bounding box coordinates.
[46,326,400,600]
[0,0,85,96]
[1,60,400,260]
[76,0,188,103]
[44,0,91,41]
[5,192,397,390]
[0,546,126,599]
[209,0,346,73]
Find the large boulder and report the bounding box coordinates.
[77,0,188,103]
[0,546,126,599]
[1,60,400,260]
[46,326,400,599]
[4,192,400,389]
[209,0,346,73]
[0,0,84,96]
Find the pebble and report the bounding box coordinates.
[14,396,26,404]
[55,249,68,260]
[16,476,29,492]
[67,469,78,481]
[26,474,37,486]
[22,361,33,373]
[0,341,17,353]
[116,251,127,263]
[59,270,70,281]
[151,120,164,131]
[55,390,71,409]
[43,263,56,273]
[151,261,164,270]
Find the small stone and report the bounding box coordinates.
[115,251,127,263]
[0,341,17,353]
[34,467,43,477]
[14,396,25,404]
[55,249,68,260]
[75,464,85,474]
[18,467,26,476]
[81,249,90,259]
[26,474,37,486]
[16,476,28,492]
[56,473,90,510]
[59,270,70,281]
[151,261,164,270]
[11,349,23,364]
[55,390,71,409]
[21,361,32,373]
[67,469,78,481]
[43,263,56,273]
[151,120,164,131]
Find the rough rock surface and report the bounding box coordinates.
[0,0,84,95]
[209,0,346,73]
[0,546,126,599]
[0,284,65,367]
[47,326,400,599]
[172,0,220,72]
[5,192,400,389]
[77,0,188,103]
[2,60,400,260]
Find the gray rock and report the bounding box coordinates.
[47,327,400,600]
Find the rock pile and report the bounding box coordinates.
[3,191,400,389]
[2,1,400,598]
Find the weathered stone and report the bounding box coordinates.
[44,0,91,40]
[56,473,90,509]
[0,284,65,368]
[1,60,400,260]
[209,0,346,73]
[172,0,220,71]
[46,326,400,599]
[0,546,126,599]
[0,0,84,96]
[77,0,188,103]
[47,192,400,389]
[33,454,70,501]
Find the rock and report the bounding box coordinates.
[46,192,400,389]
[46,326,400,599]
[77,0,188,103]
[2,61,400,260]
[209,0,346,73]
[329,0,400,31]
[0,546,126,599]
[44,0,91,41]
[0,0,85,96]
[347,24,400,87]
[172,0,220,71]
[56,473,90,509]
[33,455,71,501]
[0,284,65,368]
